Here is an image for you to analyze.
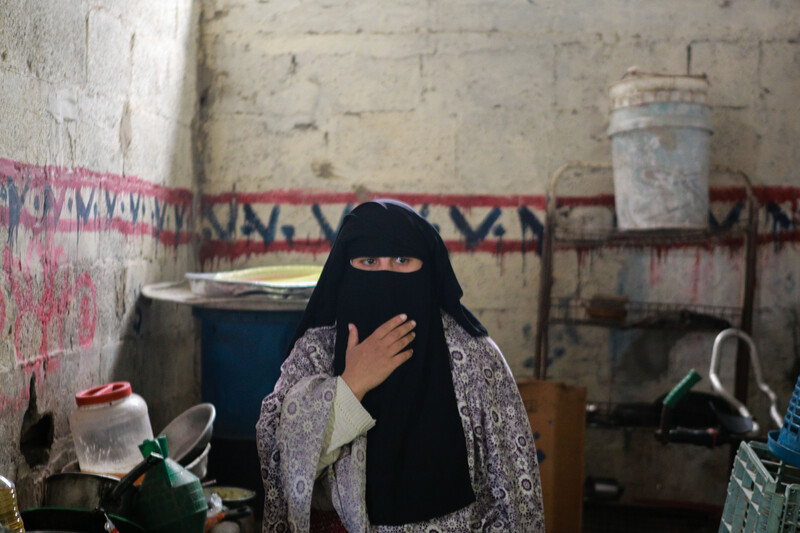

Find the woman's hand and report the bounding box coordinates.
[341,314,416,401]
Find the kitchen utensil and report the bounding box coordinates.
[654,368,757,447]
[186,443,211,479]
[185,265,322,299]
[654,328,781,448]
[202,486,256,507]
[43,453,163,517]
[70,382,154,477]
[158,403,215,465]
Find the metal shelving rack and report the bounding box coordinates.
[548,298,742,330]
[533,162,759,407]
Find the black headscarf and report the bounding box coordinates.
[288,199,486,525]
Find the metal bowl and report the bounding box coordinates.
[202,486,256,507]
[158,403,216,465]
[185,442,211,479]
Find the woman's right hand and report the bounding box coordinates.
[340,314,416,401]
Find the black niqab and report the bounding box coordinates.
[288,200,486,525]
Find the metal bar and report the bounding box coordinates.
[535,162,612,380]
[733,168,758,405]
[553,227,747,248]
[534,189,555,380]
[548,297,742,330]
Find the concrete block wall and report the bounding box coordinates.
[199,0,800,506]
[0,0,200,506]
[1,0,798,516]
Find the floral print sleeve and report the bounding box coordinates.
[256,325,339,532]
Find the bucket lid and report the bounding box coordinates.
[76,381,132,406]
[609,68,709,109]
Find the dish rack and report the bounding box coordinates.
[719,441,800,532]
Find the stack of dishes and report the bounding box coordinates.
[186,265,322,299]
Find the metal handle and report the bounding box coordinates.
[106,452,164,503]
[709,328,782,430]
[657,369,703,444]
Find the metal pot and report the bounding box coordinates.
[43,453,163,518]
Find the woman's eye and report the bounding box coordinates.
[351,257,377,269]
[395,257,409,264]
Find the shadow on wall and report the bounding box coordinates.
[104,0,203,438]
[110,297,200,436]
[611,329,683,401]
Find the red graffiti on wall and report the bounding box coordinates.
[2,238,97,374]
[0,157,191,366]
[0,158,194,411]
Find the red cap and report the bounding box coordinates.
[75,382,132,406]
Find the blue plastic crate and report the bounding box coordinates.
[720,441,800,533]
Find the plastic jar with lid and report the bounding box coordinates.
[69,382,154,477]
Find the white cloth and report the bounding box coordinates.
[316,377,376,478]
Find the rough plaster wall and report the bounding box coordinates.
[199,0,800,507]
[0,0,200,507]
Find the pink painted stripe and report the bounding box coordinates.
[0,158,193,204]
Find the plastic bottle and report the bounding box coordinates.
[0,474,25,532]
[69,382,154,477]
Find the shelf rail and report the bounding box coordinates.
[533,162,758,396]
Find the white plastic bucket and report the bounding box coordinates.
[607,73,712,230]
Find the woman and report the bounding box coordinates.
[256,200,544,532]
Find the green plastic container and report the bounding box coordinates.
[134,436,207,533]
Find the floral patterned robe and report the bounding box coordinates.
[256,313,545,532]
